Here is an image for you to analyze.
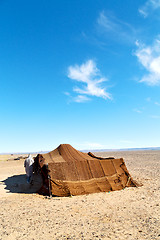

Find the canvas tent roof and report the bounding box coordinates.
[34,144,137,196]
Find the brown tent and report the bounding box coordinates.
[34,144,137,196]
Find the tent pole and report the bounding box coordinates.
[47,164,52,198]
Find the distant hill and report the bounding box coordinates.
[82,147,160,153]
[1,147,160,155]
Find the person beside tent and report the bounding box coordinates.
[24,154,34,184]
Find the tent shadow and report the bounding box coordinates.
[2,173,43,194]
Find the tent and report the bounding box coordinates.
[34,144,137,196]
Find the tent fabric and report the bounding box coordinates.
[34,144,137,196]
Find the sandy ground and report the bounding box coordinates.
[0,151,160,240]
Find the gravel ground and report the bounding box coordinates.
[0,150,160,240]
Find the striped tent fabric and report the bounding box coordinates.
[34,144,137,196]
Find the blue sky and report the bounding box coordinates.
[0,0,160,153]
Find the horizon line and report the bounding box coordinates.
[0,146,160,155]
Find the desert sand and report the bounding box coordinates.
[0,150,160,240]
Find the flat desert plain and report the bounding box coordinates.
[0,150,160,240]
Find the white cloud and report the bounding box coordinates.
[97,11,136,44]
[84,142,105,149]
[139,0,160,18]
[146,97,151,102]
[97,11,119,32]
[155,101,160,106]
[64,92,70,96]
[74,95,90,103]
[67,59,111,101]
[150,115,160,118]
[133,108,142,113]
[135,38,160,85]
